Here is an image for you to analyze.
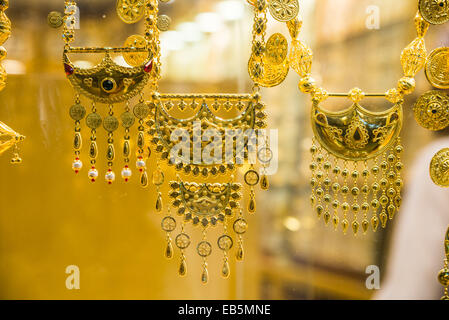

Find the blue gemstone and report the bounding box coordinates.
[102,79,114,91]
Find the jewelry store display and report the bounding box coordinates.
[438,225,449,300]
[284,4,432,235]
[62,0,154,184]
[146,0,274,283]
[0,0,24,163]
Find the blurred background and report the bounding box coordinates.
[0,0,448,299]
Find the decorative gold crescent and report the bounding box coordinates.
[63,52,151,104]
[311,102,403,161]
[148,99,266,176]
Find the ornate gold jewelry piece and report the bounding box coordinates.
[430,148,449,187]
[285,7,431,234]
[116,0,146,24]
[62,0,154,184]
[438,226,449,300]
[268,0,299,22]
[414,90,449,131]
[425,47,449,89]
[0,1,24,163]
[419,0,449,25]
[144,0,272,282]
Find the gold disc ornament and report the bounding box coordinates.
[157,15,171,32]
[268,0,299,22]
[414,90,449,131]
[265,33,288,65]
[430,148,449,187]
[116,0,145,24]
[425,47,449,89]
[248,53,289,87]
[419,0,449,25]
[123,35,150,67]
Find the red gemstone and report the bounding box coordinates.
[144,60,153,73]
[64,63,74,76]
[91,179,96,183]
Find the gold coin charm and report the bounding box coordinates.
[116,0,145,24]
[69,103,86,121]
[217,235,234,251]
[47,11,64,28]
[86,113,102,129]
[419,0,449,25]
[425,47,449,89]
[197,241,212,257]
[123,35,150,67]
[265,33,288,65]
[430,148,449,187]
[120,111,135,128]
[414,90,449,131]
[233,218,248,234]
[133,102,150,119]
[157,15,171,32]
[248,53,289,87]
[103,115,119,132]
[244,169,260,186]
[268,0,299,22]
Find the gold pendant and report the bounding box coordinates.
[248,53,289,87]
[414,90,449,131]
[123,35,151,67]
[419,0,449,25]
[167,180,244,281]
[116,0,146,24]
[430,148,449,187]
[268,0,299,22]
[425,47,449,89]
[310,95,404,235]
[62,1,155,184]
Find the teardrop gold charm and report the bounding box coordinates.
[179,259,187,276]
[123,140,130,158]
[260,175,269,190]
[89,141,97,159]
[236,245,244,261]
[248,197,256,214]
[74,132,82,150]
[332,215,339,230]
[371,216,379,232]
[165,241,173,259]
[380,212,388,228]
[107,144,115,161]
[323,211,331,225]
[362,219,369,234]
[342,219,349,234]
[201,267,209,284]
[140,171,148,188]
[137,131,145,149]
[222,260,230,278]
[387,204,396,220]
[352,220,359,236]
[156,193,163,212]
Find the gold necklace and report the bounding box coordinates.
[62,0,154,184]
[283,5,430,235]
[0,0,24,164]
[147,0,277,283]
